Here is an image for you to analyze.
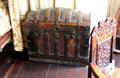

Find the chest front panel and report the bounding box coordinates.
[25,8,90,65]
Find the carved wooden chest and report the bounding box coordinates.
[24,8,90,65]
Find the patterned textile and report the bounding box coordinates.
[19,0,29,48]
[0,1,11,51]
[91,18,117,69]
[0,1,11,37]
[0,31,11,52]
[8,0,24,51]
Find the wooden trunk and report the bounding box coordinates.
[24,8,90,66]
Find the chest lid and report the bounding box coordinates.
[37,8,90,27]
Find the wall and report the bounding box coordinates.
[107,0,120,18]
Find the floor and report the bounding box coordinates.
[0,52,14,78]
[115,53,120,68]
[0,53,120,78]
[5,60,88,78]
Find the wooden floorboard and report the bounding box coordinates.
[0,53,120,78]
[8,61,50,78]
[27,62,49,78]
[0,52,14,78]
[46,64,57,78]
[66,66,76,78]
[75,67,88,78]
[56,65,68,78]
[5,60,88,78]
[0,72,6,78]
[5,60,24,78]
[13,61,31,78]
[115,53,120,68]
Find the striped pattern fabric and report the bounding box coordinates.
[0,1,11,52]
[0,30,11,52]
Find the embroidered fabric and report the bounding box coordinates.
[91,17,117,69]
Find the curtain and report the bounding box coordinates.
[0,0,11,50]
[19,0,29,21]
[19,0,30,48]
[0,0,11,37]
[30,0,39,11]
[107,0,120,18]
[8,0,23,51]
[55,0,75,9]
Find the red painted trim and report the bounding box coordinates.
[0,30,11,41]
[0,30,11,47]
